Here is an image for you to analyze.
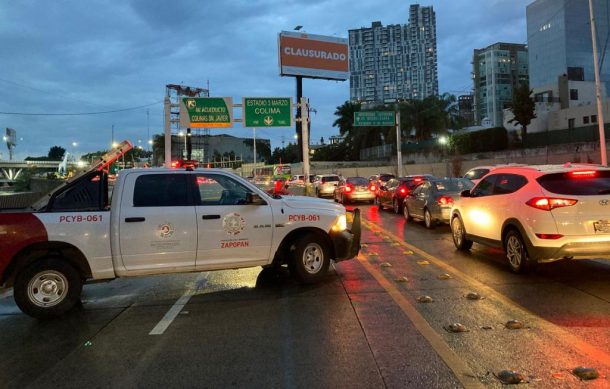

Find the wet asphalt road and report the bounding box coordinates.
[1,203,609,388]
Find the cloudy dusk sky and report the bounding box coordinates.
[0,0,531,160]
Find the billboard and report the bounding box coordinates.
[278,31,348,81]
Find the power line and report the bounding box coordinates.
[0,77,119,110]
[0,100,163,116]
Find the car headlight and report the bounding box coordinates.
[331,214,347,232]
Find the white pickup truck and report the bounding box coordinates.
[0,143,360,318]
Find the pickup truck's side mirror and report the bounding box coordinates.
[460,189,472,198]
[246,192,267,205]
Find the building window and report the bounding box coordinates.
[592,115,598,123]
[568,118,575,129]
[583,116,590,124]
[570,89,579,100]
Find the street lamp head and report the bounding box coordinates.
[178,131,185,137]
[72,142,78,147]
[148,139,153,145]
[112,142,119,148]
[438,136,448,145]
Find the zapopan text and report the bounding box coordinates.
[59,215,104,223]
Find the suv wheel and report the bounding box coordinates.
[451,216,473,250]
[504,230,534,273]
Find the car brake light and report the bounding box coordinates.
[345,184,353,193]
[399,186,407,195]
[436,195,454,205]
[369,184,376,192]
[569,170,597,178]
[526,197,578,211]
[413,177,422,183]
[170,161,179,168]
[535,233,564,239]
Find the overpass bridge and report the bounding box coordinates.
[0,160,65,184]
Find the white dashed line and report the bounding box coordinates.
[149,273,208,335]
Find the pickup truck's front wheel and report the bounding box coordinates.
[290,233,330,284]
[14,258,83,319]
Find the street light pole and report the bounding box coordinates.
[589,0,607,165]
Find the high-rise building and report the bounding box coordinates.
[349,4,437,104]
[472,43,529,127]
[458,94,475,126]
[527,0,610,93]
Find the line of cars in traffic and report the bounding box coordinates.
[313,164,610,274]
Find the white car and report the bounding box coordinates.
[314,174,340,198]
[450,163,610,273]
[463,166,494,185]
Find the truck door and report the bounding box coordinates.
[191,173,273,267]
[119,172,197,272]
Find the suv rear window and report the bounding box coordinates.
[321,176,339,183]
[379,174,395,182]
[537,171,610,195]
[347,177,368,186]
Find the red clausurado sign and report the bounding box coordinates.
[278,31,349,81]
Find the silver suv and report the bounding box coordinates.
[451,164,610,273]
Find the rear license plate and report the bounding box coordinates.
[594,220,610,233]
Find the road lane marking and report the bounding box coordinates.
[360,219,610,370]
[149,273,208,335]
[357,254,484,389]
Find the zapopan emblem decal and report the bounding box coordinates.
[223,213,246,236]
[158,222,175,238]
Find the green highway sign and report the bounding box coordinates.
[243,97,292,127]
[354,111,395,126]
[180,97,233,128]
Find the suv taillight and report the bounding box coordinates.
[398,185,407,195]
[344,184,354,193]
[369,184,376,192]
[526,197,578,211]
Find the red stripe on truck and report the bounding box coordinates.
[0,213,48,281]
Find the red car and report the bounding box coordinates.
[376,175,433,214]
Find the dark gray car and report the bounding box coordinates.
[403,178,473,228]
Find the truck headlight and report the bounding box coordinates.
[331,214,347,232]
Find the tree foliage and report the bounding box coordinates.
[243,139,271,163]
[509,82,536,141]
[270,142,299,164]
[330,94,459,161]
[48,146,66,160]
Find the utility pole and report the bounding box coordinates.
[395,111,403,177]
[589,0,607,165]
